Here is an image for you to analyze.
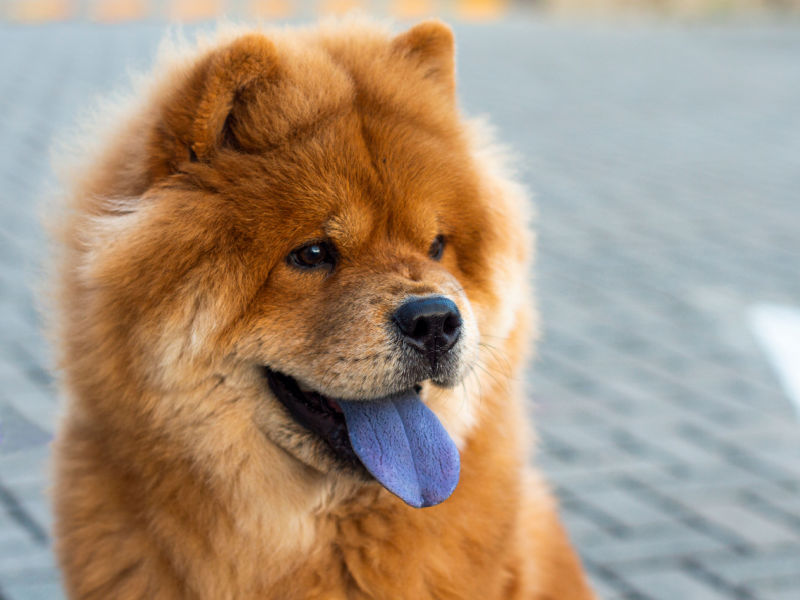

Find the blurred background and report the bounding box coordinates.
[1,1,799,599]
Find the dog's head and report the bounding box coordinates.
[69,20,531,508]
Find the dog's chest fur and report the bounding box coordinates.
[249,457,526,599]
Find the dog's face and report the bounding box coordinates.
[239,139,481,475]
[80,22,528,504]
[231,116,487,477]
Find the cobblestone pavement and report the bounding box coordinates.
[1,19,799,600]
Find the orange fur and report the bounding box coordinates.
[49,18,596,599]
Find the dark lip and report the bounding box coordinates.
[262,366,362,468]
[262,367,428,476]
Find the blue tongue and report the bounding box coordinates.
[339,390,460,508]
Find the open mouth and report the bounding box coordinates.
[262,366,461,508]
[262,367,360,467]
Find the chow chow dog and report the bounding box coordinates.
[49,18,595,599]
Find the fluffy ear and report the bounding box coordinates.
[190,34,279,160]
[153,33,279,173]
[391,20,456,96]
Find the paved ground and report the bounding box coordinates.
[1,18,799,600]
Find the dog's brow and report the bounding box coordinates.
[324,204,376,249]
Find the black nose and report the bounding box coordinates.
[392,296,462,359]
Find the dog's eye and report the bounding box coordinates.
[428,235,446,261]
[289,242,336,270]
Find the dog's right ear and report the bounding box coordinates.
[149,34,279,178]
[391,20,456,99]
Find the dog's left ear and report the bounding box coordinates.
[391,20,456,98]
[148,33,279,179]
[189,34,279,161]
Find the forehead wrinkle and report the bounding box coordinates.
[352,112,449,245]
[324,201,376,252]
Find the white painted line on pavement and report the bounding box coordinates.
[748,303,800,420]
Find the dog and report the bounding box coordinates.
[49,18,596,599]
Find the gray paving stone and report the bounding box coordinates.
[0,540,57,584]
[689,502,799,548]
[741,488,800,531]
[697,547,800,590]
[622,566,744,600]
[759,590,800,600]
[583,569,631,600]
[0,582,65,600]
[11,496,53,538]
[630,460,796,501]
[0,514,32,548]
[559,502,618,547]
[0,404,50,456]
[579,520,729,565]
[541,450,677,489]
[577,486,675,531]
[0,447,50,489]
